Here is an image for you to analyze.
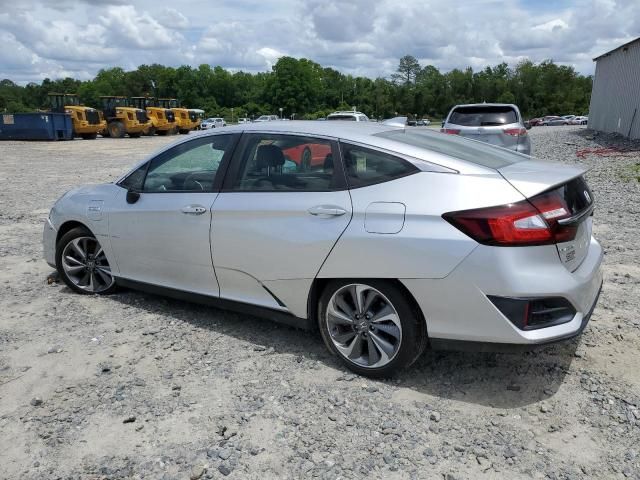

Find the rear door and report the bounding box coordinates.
[210,132,352,311]
[446,105,522,150]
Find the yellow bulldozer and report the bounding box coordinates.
[157,98,199,134]
[130,97,178,136]
[100,96,152,138]
[48,93,106,139]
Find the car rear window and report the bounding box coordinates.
[448,106,518,126]
[327,115,357,121]
[375,129,526,169]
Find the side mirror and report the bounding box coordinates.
[524,121,532,130]
[126,190,140,204]
[441,121,445,128]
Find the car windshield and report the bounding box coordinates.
[448,106,517,126]
[376,129,526,169]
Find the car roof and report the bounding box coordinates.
[451,103,518,108]
[118,120,522,182]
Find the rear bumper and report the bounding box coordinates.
[429,280,601,352]
[402,236,603,346]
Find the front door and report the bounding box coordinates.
[108,134,235,296]
[211,133,352,311]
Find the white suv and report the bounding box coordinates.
[254,115,280,122]
[327,111,369,122]
[201,118,226,129]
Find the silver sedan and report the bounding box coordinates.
[44,121,603,377]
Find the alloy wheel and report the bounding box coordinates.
[61,236,114,293]
[325,284,402,368]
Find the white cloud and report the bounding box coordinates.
[1,0,639,83]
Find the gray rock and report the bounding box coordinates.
[30,397,43,407]
[123,415,136,424]
[218,465,232,476]
[190,465,206,480]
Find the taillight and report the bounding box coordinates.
[503,127,527,136]
[440,128,460,135]
[443,189,577,246]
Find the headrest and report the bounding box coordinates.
[256,144,285,169]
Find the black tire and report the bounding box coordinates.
[81,133,98,140]
[318,279,426,378]
[55,226,117,295]
[144,126,156,136]
[157,129,168,136]
[178,129,190,134]
[107,121,125,138]
[301,147,312,171]
[129,132,142,138]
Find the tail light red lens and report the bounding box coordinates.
[503,127,527,136]
[441,128,460,135]
[443,188,578,246]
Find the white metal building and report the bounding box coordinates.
[589,37,640,139]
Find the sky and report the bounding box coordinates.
[0,0,638,84]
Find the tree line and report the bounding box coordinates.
[0,55,592,120]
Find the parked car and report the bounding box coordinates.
[238,118,251,124]
[540,116,564,126]
[570,116,588,125]
[282,141,332,170]
[200,118,226,129]
[254,115,279,122]
[416,119,431,126]
[44,121,602,377]
[528,117,543,126]
[326,111,369,122]
[441,103,531,155]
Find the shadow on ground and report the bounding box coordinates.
[99,286,579,410]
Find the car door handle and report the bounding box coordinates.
[308,205,347,217]
[181,204,207,215]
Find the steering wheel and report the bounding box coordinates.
[183,173,205,191]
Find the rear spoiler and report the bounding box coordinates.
[381,116,407,127]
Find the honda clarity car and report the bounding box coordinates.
[44,121,602,377]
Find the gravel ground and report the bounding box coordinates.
[1,127,639,480]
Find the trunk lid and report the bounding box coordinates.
[498,159,594,272]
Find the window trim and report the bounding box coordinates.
[116,133,240,194]
[221,132,348,193]
[338,140,420,189]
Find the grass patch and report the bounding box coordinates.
[620,162,640,182]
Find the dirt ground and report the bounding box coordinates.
[1,127,639,480]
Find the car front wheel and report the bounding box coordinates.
[318,280,426,377]
[56,227,116,295]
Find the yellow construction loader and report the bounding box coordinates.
[100,96,152,138]
[157,98,199,134]
[48,93,106,139]
[130,97,178,136]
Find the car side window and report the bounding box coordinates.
[119,163,147,191]
[142,135,231,193]
[231,134,339,191]
[340,143,418,188]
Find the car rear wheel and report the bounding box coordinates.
[318,280,426,377]
[56,227,116,295]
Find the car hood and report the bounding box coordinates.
[498,159,587,198]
